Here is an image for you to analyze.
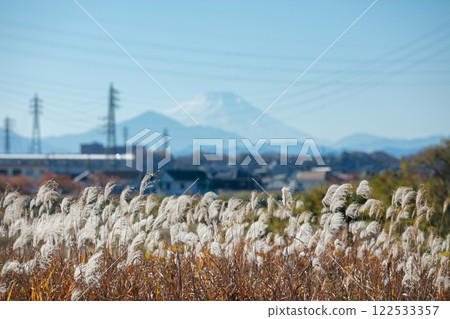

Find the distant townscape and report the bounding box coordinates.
[0,89,446,195]
[0,140,422,196]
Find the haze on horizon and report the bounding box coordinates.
[0,0,449,142]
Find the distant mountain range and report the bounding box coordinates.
[2,109,241,155]
[0,92,447,157]
[332,133,446,157]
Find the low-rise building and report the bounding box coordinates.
[0,153,137,181]
[157,169,209,195]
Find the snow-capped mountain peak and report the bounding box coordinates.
[165,92,309,140]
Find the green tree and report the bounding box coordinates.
[412,139,450,207]
[368,160,420,207]
[412,139,450,235]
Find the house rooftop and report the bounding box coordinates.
[0,153,133,160]
[166,169,207,181]
[296,170,328,181]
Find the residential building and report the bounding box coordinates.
[157,169,209,195]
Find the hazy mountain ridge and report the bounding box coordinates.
[333,133,447,157]
[0,92,446,157]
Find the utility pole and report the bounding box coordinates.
[30,93,43,154]
[4,117,12,154]
[106,83,119,155]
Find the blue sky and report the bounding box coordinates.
[1,0,449,141]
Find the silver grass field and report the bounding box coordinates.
[0,177,449,300]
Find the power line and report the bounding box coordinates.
[181,29,450,124]
[0,19,447,141]
[0,20,399,63]
[0,22,447,122]
[0,85,103,131]
[1,30,449,77]
[269,28,450,114]
[1,17,449,64]
[275,43,450,121]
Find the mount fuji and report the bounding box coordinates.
[165,92,313,141]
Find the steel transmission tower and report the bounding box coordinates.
[3,117,12,154]
[30,94,43,154]
[106,83,119,155]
